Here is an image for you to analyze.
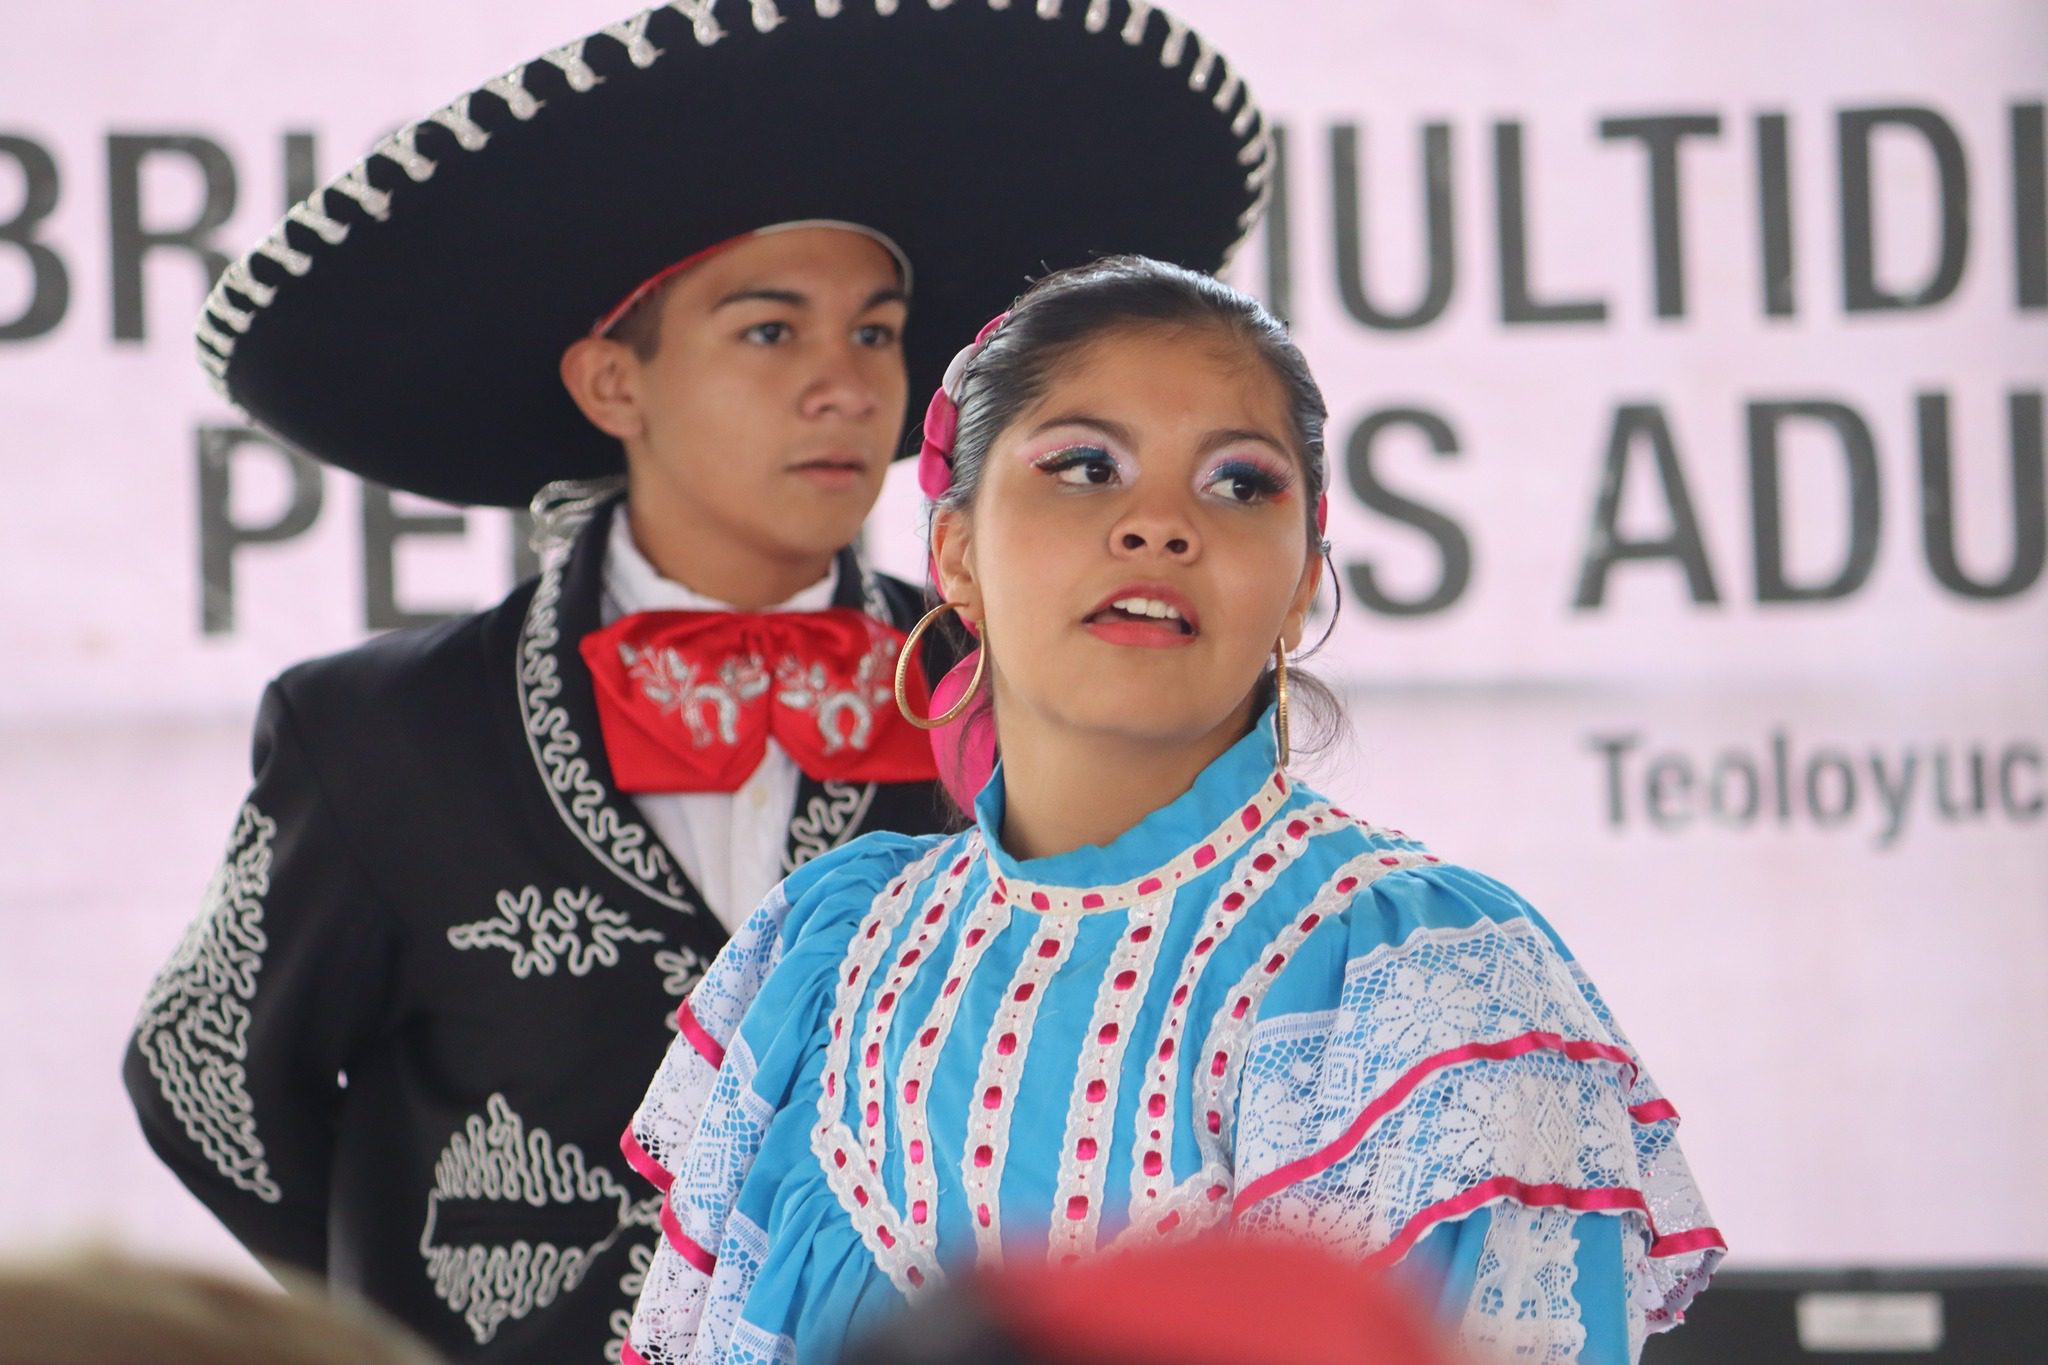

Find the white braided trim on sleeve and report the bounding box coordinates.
[195,0,1272,398]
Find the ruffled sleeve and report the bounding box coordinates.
[1231,862,1723,1364]
[619,832,934,1365]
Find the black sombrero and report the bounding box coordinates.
[197,0,1272,508]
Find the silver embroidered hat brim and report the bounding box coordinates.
[198,0,1274,508]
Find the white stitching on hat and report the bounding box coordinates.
[430,96,492,151]
[604,13,665,67]
[194,0,1275,404]
[220,259,277,308]
[327,162,393,221]
[286,201,349,247]
[540,40,603,92]
[209,293,253,333]
[483,69,545,120]
[1211,67,1241,113]
[1237,180,1270,232]
[1158,14,1189,67]
[669,1,728,44]
[251,223,313,277]
[372,126,438,183]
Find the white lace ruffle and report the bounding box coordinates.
[623,890,792,1364]
[626,888,789,1186]
[1463,1204,1589,1363]
[1233,917,1723,1339]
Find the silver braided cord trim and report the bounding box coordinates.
[429,95,493,150]
[527,475,630,561]
[605,13,666,66]
[540,40,605,92]
[195,0,1272,405]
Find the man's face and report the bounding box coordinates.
[610,227,909,564]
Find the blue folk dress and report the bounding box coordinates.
[620,713,1723,1364]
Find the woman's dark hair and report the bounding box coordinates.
[930,255,1344,780]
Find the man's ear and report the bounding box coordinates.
[930,507,982,623]
[1281,548,1323,651]
[560,336,644,441]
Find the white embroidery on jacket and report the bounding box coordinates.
[132,803,283,1203]
[419,1094,638,1344]
[518,555,693,910]
[448,885,664,978]
[784,781,875,872]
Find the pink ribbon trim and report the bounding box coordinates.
[1353,1175,1727,1270]
[1628,1098,1680,1124]
[660,1196,719,1276]
[1233,1029,1642,1216]
[677,999,726,1070]
[620,1123,674,1195]
[622,1339,652,1365]
[1646,1225,1731,1258]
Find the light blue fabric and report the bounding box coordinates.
[625,709,1721,1364]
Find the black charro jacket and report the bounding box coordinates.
[125,501,952,1362]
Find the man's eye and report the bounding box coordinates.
[854,323,899,348]
[743,321,792,344]
[1033,446,1122,487]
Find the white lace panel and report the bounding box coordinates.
[1234,916,1722,1331]
[628,888,789,1184]
[629,1231,710,1363]
[1461,1204,1588,1364]
[689,1213,785,1365]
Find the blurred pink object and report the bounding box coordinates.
[930,648,996,808]
[980,1234,1464,1365]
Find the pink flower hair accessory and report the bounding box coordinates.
[916,311,1010,501]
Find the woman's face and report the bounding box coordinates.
[934,323,1319,756]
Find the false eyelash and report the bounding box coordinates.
[1032,445,1124,484]
[1206,458,1293,498]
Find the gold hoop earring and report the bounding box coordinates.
[896,602,988,731]
[1273,640,1291,770]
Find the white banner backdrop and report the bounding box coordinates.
[2,0,2044,1276]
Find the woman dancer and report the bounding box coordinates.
[621,257,1723,1365]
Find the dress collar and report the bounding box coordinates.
[973,708,1292,914]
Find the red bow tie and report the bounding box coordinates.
[579,609,940,793]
